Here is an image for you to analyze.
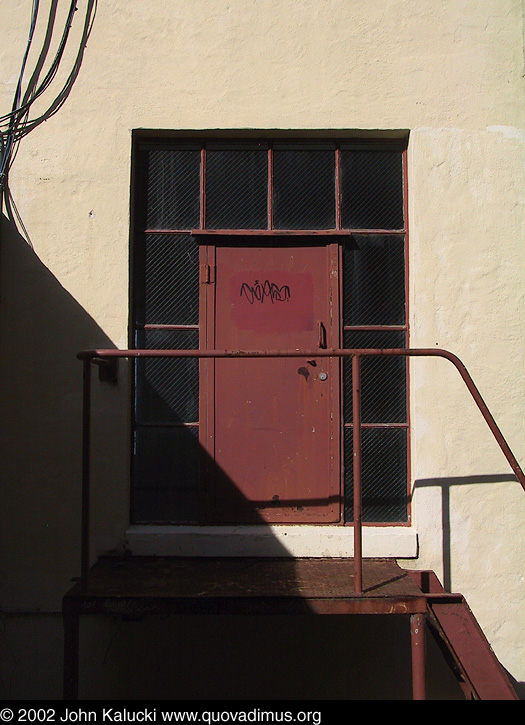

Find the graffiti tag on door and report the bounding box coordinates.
[239,279,291,305]
[230,271,314,333]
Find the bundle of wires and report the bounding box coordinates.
[0,0,97,211]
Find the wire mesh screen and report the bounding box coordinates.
[341,150,404,230]
[138,234,199,326]
[133,137,408,524]
[205,145,268,229]
[273,147,335,229]
[343,330,407,424]
[343,235,405,326]
[344,427,408,522]
[132,425,200,523]
[145,148,201,230]
[135,329,199,424]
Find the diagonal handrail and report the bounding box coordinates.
[77,348,525,594]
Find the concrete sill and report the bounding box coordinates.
[125,525,418,559]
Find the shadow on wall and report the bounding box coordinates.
[413,473,520,592]
[0,216,468,700]
[413,473,525,698]
[0,213,126,612]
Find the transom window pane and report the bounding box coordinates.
[144,148,201,230]
[206,143,268,229]
[341,149,404,230]
[273,145,335,229]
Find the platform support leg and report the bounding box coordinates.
[410,612,426,700]
[63,612,79,700]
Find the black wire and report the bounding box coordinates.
[15,1,97,137]
[0,0,76,127]
[1,1,97,195]
[0,0,40,184]
[13,0,79,128]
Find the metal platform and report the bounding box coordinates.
[63,555,427,615]
[63,556,431,700]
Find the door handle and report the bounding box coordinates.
[318,321,327,349]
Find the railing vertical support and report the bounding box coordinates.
[410,612,427,700]
[352,354,363,596]
[81,358,92,592]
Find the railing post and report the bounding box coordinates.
[352,353,363,596]
[81,357,92,591]
[410,612,427,700]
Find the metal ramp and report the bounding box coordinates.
[406,569,519,700]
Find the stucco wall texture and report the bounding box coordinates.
[0,0,523,697]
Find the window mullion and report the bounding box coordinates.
[200,144,206,229]
[335,144,342,230]
[268,143,273,230]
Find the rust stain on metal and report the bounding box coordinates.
[297,366,310,380]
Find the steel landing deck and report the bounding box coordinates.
[63,556,520,700]
[60,556,442,700]
[63,555,427,616]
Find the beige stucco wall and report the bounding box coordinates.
[1,0,523,695]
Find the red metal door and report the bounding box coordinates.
[203,239,340,523]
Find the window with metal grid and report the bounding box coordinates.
[342,235,408,522]
[132,137,408,525]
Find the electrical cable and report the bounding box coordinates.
[0,0,76,127]
[8,0,79,133]
[0,0,40,187]
[0,1,96,196]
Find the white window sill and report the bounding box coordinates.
[125,525,418,559]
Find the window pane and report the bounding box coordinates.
[206,145,268,228]
[343,235,406,326]
[132,426,199,523]
[273,148,335,229]
[341,150,404,230]
[146,148,201,230]
[138,234,199,326]
[135,329,199,424]
[343,330,407,424]
[344,427,408,523]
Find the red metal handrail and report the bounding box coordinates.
[77,347,525,593]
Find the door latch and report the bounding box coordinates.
[200,264,215,284]
[318,321,327,349]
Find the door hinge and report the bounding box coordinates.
[200,264,215,284]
